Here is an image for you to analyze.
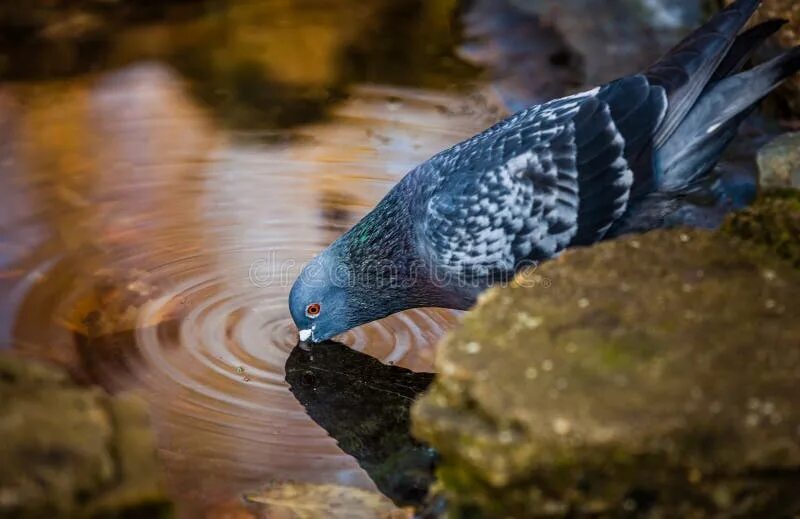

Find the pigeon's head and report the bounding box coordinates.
[289,250,350,343]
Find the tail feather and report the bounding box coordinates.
[610,3,797,236]
[658,45,800,190]
[710,19,788,82]
[774,44,800,78]
[646,0,762,149]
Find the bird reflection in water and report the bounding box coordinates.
[285,341,437,507]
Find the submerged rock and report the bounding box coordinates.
[507,0,703,85]
[243,481,411,519]
[757,133,800,189]
[0,354,171,518]
[458,0,583,109]
[412,194,800,517]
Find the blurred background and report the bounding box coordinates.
[0,0,797,517]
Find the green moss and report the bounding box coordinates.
[0,355,172,518]
[721,189,800,268]
[413,226,800,517]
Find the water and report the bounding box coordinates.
[285,341,437,507]
[4,0,769,515]
[0,0,516,515]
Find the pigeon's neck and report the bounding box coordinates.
[336,188,416,268]
[331,188,443,314]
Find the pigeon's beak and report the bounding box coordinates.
[298,329,312,342]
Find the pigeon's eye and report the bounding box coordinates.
[305,303,321,318]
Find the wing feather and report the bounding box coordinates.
[418,79,666,280]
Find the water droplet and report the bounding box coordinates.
[542,359,554,372]
[525,367,538,380]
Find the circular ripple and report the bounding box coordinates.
[2,69,486,514]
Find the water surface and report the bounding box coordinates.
[0,0,514,515]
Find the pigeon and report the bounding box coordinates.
[290,0,800,343]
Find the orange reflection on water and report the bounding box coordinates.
[1,53,498,514]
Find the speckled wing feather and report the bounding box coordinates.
[573,75,667,243]
[418,77,667,279]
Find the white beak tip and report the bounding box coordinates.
[298,329,312,342]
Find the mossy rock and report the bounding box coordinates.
[722,188,800,268]
[0,354,172,518]
[413,195,800,517]
[243,482,412,519]
[757,133,800,190]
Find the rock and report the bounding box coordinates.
[0,2,164,42]
[177,0,476,130]
[507,0,703,85]
[722,188,800,268]
[757,133,800,189]
[0,354,171,518]
[458,0,584,109]
[412,194,800,517]
[243,482,412,519]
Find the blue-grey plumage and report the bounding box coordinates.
[290,0,800,343]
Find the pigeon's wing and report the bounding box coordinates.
[419,77,666,279]
[420,95,585,278]
[644,0,760,148]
